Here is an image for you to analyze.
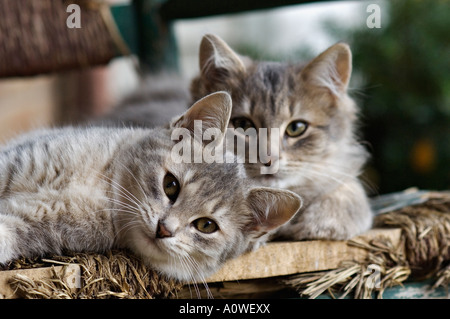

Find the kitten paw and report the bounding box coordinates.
[0,222,19,264]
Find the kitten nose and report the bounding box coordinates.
[156,221,173,239]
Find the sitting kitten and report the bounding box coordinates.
[0,92,301,282]
[190,34,372,240]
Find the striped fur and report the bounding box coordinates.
[191,34,373,240]
[0,92,301,282]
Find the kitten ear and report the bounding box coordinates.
[246,188,302,235]
[171,91,232,137]
[199,34,246,82]
[300,43,352,96]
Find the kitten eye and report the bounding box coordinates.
[163,173,180,202]
[231,117,256,131]
[285,120,308,137]
[192,218,218,234]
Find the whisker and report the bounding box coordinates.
[91,207,141,217]
[187,255,213,299]
[94,169,144,209]
[105,180,142,209]
[178,255,201,299]
[114,220,142,239]
[284,161,378,195]
[102,194,141,212]
[93,175,142,212]
[114,160,149,204]
[173,247,214,299]
[302,169,356,193]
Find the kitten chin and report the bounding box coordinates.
[124,222,225,282]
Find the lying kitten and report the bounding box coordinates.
[0,92,301,282]
[190,34,372,240]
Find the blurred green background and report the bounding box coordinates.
[235,0,450,195]
[337,0,449,194]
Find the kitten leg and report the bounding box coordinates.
[0,214,33,264]
[275,179,373,240]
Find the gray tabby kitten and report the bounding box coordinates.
[0,92,301,282]
[190,34,372,240]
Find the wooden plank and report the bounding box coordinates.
[0,264,81,299]
[0,228,401,298]
[203,228,402,283]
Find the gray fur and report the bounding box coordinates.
[0,92,301,282]
[91,35,373,241]
[191,34,372,240]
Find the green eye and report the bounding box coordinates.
[192,218,218,234]
[232,117,256,131]
[163,173,180,202]
[286,120,308,137]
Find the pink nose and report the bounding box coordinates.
[156,221,173,239]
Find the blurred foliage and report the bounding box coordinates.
[327,0,450,194]
[233,0,449,194]
[345,0,450,193]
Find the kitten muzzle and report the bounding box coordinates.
[156,221,173,239]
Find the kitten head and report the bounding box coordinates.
[191,34,369,197]
[113,92,302,282]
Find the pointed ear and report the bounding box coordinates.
[171,91,232,138]
[300,43,352,96]
[199,34,246,83]
[246,188,302,235]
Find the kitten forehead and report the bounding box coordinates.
[246,62,288,95]
[255,62,285,88]
[235,62,294,125]
[189,196,224,217]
